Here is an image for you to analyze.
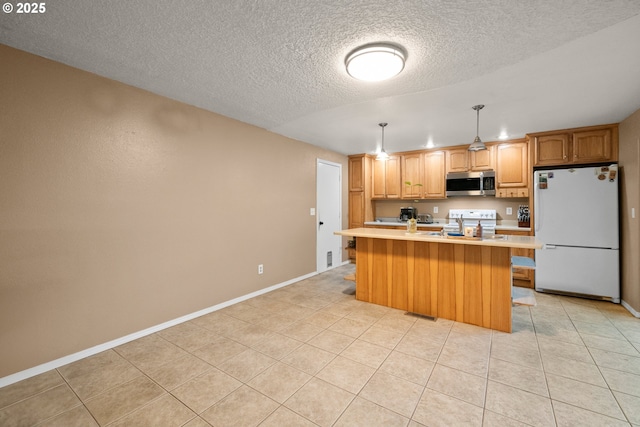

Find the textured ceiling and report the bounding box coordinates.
[2,1,640,154]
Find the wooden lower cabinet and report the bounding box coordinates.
[348,191,365,229]
[355,237,512,332]
[496,229,534,288]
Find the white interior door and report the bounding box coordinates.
[317,159,342,273]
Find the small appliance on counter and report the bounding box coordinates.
[416,213,433,224]
[399,207,417,221]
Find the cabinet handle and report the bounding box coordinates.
[563,155,567,159]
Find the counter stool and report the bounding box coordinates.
[512,256,536,306]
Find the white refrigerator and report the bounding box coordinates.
[533,165,620,303]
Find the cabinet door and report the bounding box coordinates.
[372,158,386,198]
[401,153,424,199]
[573,129,613,163]
[534,134,570,166]
[496,142,528,188]
[423,151,446,198]
[372,156,401,198]
[385,156,401,198]
[348,191,364,228]
[348,156,365,192]
[446,148,469,173]
[470,145,494,171]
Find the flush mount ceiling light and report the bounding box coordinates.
[376,122,389,160]
[468,104,488,152]
[346,44,406,82]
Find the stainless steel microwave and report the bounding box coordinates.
[446,171,496,196]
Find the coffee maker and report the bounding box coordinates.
[399,207,417,221]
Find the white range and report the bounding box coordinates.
[443,209,497,236]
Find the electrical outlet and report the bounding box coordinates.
[506,207,513,215]
[310,208,315,216]
[258,264,263,275]
[433,207,439,214]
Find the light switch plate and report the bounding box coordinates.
[310,208,316,216]
[433,207,439,214]
[506,207,512,215]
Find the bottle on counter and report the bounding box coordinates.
[407,217,417,233]
[476,220,483,238]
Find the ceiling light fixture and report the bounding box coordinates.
[346,44,406,82]
[468,104,487,151]
[377,122,389,160]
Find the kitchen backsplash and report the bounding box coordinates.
[373,197,528,221]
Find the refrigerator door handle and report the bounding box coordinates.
[533,174,540,233]
[545,244,556,249]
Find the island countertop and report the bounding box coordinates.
[335,227,543,250]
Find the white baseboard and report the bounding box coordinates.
[621,299,640,318]
[0,271,318,389]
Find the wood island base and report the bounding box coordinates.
[355,237,513,332]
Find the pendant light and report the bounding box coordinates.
[468,104,487,151]
[377,123,389,160]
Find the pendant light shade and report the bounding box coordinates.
[376,123,389,160]
[346,44,405,82]
[468,104,487,152]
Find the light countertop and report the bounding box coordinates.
[336,227,543,249]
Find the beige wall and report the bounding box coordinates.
[0,44,348,378]
[619,108,640,313]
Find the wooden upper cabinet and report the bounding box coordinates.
[447,146,494,173]
[386,156,401,198]
[348,154,373,228]
[469,145,495,171]
[401,153,424,199]
[496,141,528,188]
[348,155,365,191]
[532,124,618,167]
[573,128,614,163]
[372,158,385,198]
[423,151,446,198]
[373,156,401,198]
[533,134,570,166]
[446,148,469,173]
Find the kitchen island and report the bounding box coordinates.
[335,228,543,332]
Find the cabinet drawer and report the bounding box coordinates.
[497,188,528,198]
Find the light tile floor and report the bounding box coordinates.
[1,264,640,426]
